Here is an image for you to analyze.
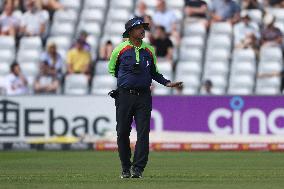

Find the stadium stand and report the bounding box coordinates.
[0,0,283,96]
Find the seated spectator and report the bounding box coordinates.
[34,62,59,94]
[261,14,283,47]
[210,0,241,24]
[151,25,174,61]
[40,42,63,80]
[143,15,155,43]
[0,0,20,37]
[152,0,178,34]
[66,39,92,80]
[20,0,49,40]
[264,0,284,7]
[242,0,262,9]
[200,79,213,95]
[99,40,114,61]
[41,0,64,11]
[184,0,209,27]
[234,12,260,51]
[134,0,150,18]
[71,30,91,52]
[4,62,28,95]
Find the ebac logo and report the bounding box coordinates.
[0,100,20,136]
[208,96,284,135]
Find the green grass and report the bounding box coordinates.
[1,151,284,189]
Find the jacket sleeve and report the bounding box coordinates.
[108,46,121,77]
[148,46,171,86]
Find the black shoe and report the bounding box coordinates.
[120,169,131,178]
[131,167,142,178]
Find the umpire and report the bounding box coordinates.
[108,17,182,178]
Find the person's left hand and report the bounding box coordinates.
[166,81,183,88]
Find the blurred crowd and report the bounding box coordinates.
[0,0,283,95]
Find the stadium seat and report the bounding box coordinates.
[104,21,126,35]
[260,46,283,63]
[107,8,131,22]
[0,62,9,76]
[78,22,101,37]
[51,22,75,37]
[0,36,15,52]
[181,36,204,49]
[152,81,172,95]
[81,9,105,23]
[204,61,229,76]
[231,61,256,75]
[0,49,15,64]
[91,75,116,94]
[176,61,202,76]
[20,62,39,77]
[110,0,133,9]
[19,37,42,50]
[232,49,256,63]
[183,23,206,37]
[258,61,283,74]
[64,74,89,95]
[207,35,232,49]
[95,62,109,75]
[47,36,71,50]
[84,0,108,9]
[167,0,184,9]
[210,22,232,35]
[205,49,230,62]
[53,9,78,23]
[17,50,41,63]
[59,0,80,10]
[255,86,280,95]
[179,48,202,62]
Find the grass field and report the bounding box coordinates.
[1,151,284,189]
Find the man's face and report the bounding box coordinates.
[13,65,21,76]
[129,25,145,40]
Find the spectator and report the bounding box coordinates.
[261,14,283,47]
[34,62,59,94]
[71,30,91,52]
[20,0,49,40]
[134,0,150,18]
[264,0,284,7]
[41,0,64,11]
[152,0,178,34]
[200,79,213,95]
[210,0,241,24]
[242,0,262,9]
[40,42,63,80]
[234,11,260,51]
[0,0,20,37]
[184,0,209,27]
[4,62,28,95]
[143,15,155,43]
[66,38,92,79]
[99,40,114,61]
[151,25,174,61]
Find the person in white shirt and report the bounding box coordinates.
[4,63,28,95]
[20,0,48,38]
[0,1,21,36]
[34,62,59,94]
[234,11,260,49]
[152,0,178,34]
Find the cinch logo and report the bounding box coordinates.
[0,100,20,136]
[208,96,284,135]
